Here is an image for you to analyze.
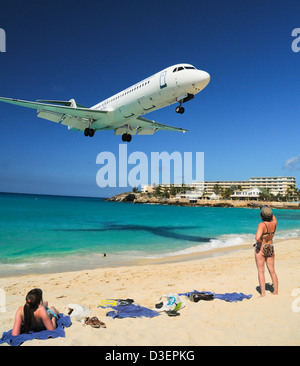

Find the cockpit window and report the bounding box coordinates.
[173,65,196,72]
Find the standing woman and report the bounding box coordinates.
[254,206,278,297]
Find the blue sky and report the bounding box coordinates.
[0,0,299,197]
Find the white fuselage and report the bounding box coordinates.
[92,63,210,124]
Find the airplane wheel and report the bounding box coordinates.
[176,106,185,114]
[89,129,95,137]
[122,133,132,142]
[84,128,90,136]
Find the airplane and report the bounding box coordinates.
[0,63,210,142]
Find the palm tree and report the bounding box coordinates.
[259,188,272,202]
[286,185,298,201]
[221,187,235,199]
[154,184,162,197]
[213,184,223,195]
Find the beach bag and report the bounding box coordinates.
[154,294,186,312]
[66,304,91,319]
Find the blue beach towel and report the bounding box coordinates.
[106,304,160,319]
[0,314,72,346]
[178,290,252,302]
[213,292,252,302]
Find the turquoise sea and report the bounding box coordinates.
[0,193,300,276]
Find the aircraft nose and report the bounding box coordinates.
[197,70,210,88]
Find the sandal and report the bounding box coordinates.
[83,317,106,328]
[166,310,180,317]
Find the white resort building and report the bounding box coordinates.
[230,187,262,199]
[141,176,297,201]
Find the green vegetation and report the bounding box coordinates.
[137,183,300,202]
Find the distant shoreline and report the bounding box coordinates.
[2,192,299,209]
[105,192,300,209]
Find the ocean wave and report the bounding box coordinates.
[146,228,300,259]
[0,252,143,277]
[146,233,254,258]
[1,228,299,276]
[275,228,300,239]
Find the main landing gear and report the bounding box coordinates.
[84,127,95,137]
[122,133,132,142]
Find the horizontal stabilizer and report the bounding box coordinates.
[0,97,108,121]
[36,99,88,109]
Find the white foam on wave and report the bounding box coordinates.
[0,251,144,277]
[147,228,300,259]
[146,233,255,259]
[275,228,300,239]
[0,259,53,271]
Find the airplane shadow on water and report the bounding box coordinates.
[54,223,212,243]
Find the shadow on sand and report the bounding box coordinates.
[256,283,274,295]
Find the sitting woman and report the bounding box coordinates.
[12,288,59,336]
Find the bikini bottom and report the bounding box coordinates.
[253,243,274,258]
[262,244,274,258]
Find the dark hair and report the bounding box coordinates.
[23,288,43,333]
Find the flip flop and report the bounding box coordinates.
[83,317,106,328]
[166,310,180,317]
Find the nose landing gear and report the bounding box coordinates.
[175,93,194,114]
[175,99,185,114]
[175,105,185,114]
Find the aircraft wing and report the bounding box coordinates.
[128,116,188,134]
[0,97,188,137]
[0,97,108,129]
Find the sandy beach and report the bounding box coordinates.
[1,238,300,346]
